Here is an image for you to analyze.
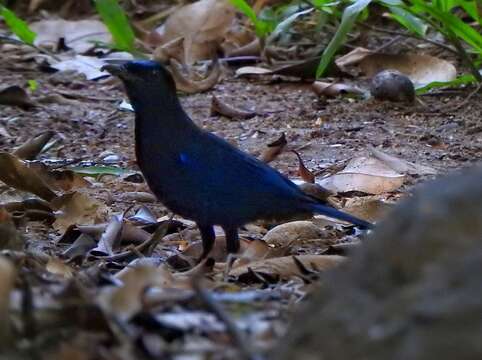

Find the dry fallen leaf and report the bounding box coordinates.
[336,48,457,87]
[235,66,273,76]
[292,150,315,183]
[52,191,108,232]
[46,257,74,279]
[169,59,221,93]
[50,55,110,80]
[312,81,365,98]
[318,156,405,194]
[13,131,56,160]
[368,146,438,175]
[30,19,111,54]
[0,85,36,109]
[0,257,15,345]
[230,255,345,281]
[0,152,57,201]
[99,264,175,320]
[260,133,287,163]
[89,215,123,257]
[263,221,327,248]
[342,196,393,223]
[154,0,235,64]
[210,95,256,120]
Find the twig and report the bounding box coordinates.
[359,23,458,55]
[0,35,61,61]
[374,35,404,53]
[192,279,260,360]
[446,83,481,112]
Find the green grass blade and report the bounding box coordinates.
[94,0,136,52]
[415,73,476,93]
[0,6,36,45]
[316,0,373,78]
[388,6,428,36]
[432,5,481,52]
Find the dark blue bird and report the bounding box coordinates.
[103,61,373,259]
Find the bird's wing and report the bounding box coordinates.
[190,132,303,200]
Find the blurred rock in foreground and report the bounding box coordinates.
[274,165,482,360]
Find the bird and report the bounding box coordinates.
[102,60,373,260]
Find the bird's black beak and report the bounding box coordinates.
[101,64,127,79]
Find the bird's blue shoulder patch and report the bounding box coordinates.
[178,152,190,165]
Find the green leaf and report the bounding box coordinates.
[94,0,135,52]
[317,0,373,78]
[267,8,314,43]
[228,0,270,36]
[27,79,38,92]
[388,6,428,36]
[69,165,129,177]
[414,1,482,53]
[0,7,36,45]
[415,73,477,93]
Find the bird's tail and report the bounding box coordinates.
[310,203,374,229]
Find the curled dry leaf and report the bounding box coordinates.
[62,234,96,261]
[230,255,345,281]
[154,0,235,64]
[153,37,184,63]
[263,221,328,248]
[210,95,256,120]
[222,32,259,57]
[292,150,315,183]
[13,131,56,160]
[169,59,221,93]
[0,86,36,109]
[0,152,57,201]
[51,191,108,233]
[29,19,111,54]
[318,156,405,194]
[260,133,287,163]
[368,146,438,176]
[312,81,365,98]
[336,48,457,87]
[89,215,123,257]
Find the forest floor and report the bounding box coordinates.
[0,17,481,360]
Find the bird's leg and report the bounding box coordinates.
[223,226,240,254]
[198,224,215,261]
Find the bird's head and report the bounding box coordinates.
[102,60,177,101]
